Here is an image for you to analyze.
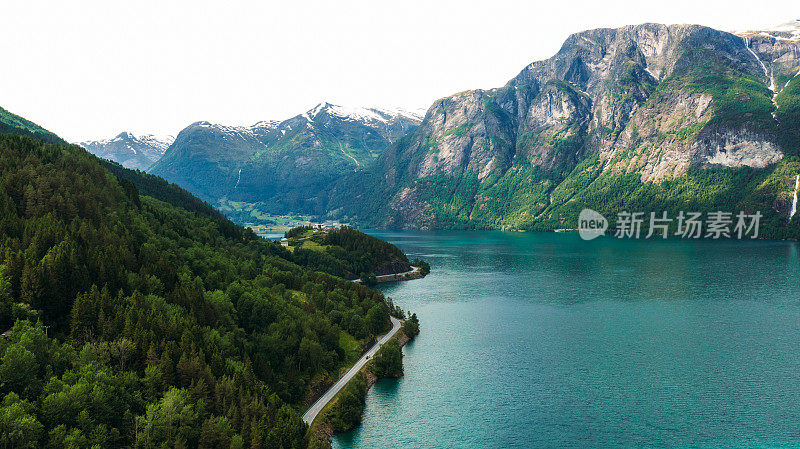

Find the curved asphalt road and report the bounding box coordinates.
[303,316,402,425]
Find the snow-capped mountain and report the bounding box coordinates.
[734,19,800,41]
[259,102,422,145]
[148,103,422,210]
[302,102,423,124]
[77,132,174,171]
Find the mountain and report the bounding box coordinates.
[148,103,421,216]
[0,110,410,448]
[77,131,174,170]
[322,22,800,237]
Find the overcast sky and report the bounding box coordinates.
[1,0,798,142]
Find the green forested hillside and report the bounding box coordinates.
[0,133,396,448]
[287,227,412,280]
[100,159,243,240]
[0,107,64,145]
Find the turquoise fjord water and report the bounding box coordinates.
[333,231,800,449]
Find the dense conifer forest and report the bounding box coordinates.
[288,227,413,280]
[0,132,401,448]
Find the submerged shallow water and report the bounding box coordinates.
[333,231,800,449]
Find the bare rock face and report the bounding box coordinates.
[388,186,437,230]
[413,91,500,179]
[695,129,783,168]
[341,22,800,229]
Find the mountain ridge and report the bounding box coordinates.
[149,102,422,215]
[77,131,174,171]
[314,21,800,236]
[0,106,64,145]
[68,21,800,238]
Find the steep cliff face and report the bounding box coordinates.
[332,22,800,232]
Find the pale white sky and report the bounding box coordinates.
[1,0,797,142]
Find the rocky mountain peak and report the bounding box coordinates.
[333,21,800,230]
[77,131,174,171]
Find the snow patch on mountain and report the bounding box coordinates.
[78,132,174,152]
[304,102,424,124]
[734,20,800,41]
[251,120,280,131]
[76,132,175,170]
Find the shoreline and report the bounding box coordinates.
[373,227,799,242]
[310,329,412,445]
[352,265,424,284]
[302,316,402,426]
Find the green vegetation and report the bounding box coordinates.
[288,227,413,280]
[671,121,706,142]
[775,76,800,156]
[531,159,800,240]
[548,80,590,104]
[0,107,64,145]
[444,124,473,137]
[411,259,430,276]
[401,314,420,340]
[548,127,584,156]
[100,159,241,239]
[216,200,285,232]
[286,226,315,239]
[0,132,406,448]
[685,71,776,133]
[323,372,367,433]
[370,341,403,378]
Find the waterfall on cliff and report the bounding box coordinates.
[791,175,799,220]
[743,36,779,118]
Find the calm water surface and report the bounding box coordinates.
[333,231,800,449]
